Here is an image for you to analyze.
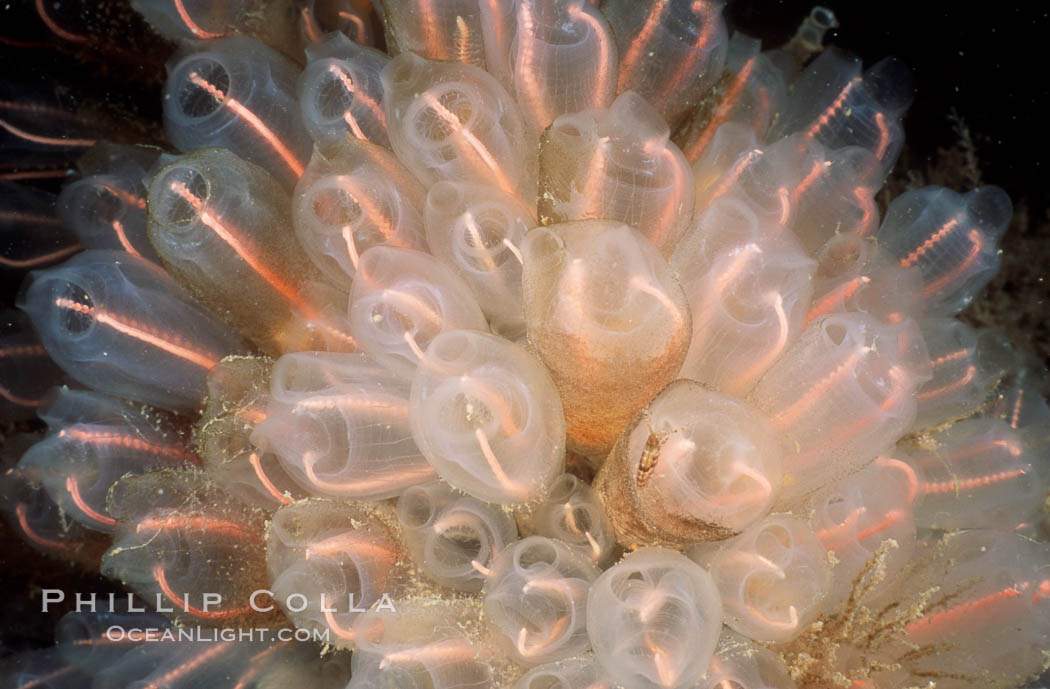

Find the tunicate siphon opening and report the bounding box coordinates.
[397,486,436,529]
[754,522,793,558]
[816,234,866,278]
[66,181,123,228]
[53,281,95,338]
[270,509,310,548]
[153,165,210,229]
[546,474,579,504]
[387,53,422,87]
[455,211,513,270]
[810,6,837,29]
[440,392,493,434]
[969,185,1014,228]
[550,120,583,140]
[174,56,231,120]
[431,523,485,568]
[412,84,477,144]
[524,674,570,689]
[429,329,475,365]
[428,182,463,213]
[822,319,848,346]
[310,181,364,231]
[515,538,559,571]
[563,505,594,534]
[315,62,357,122]
[522,227,563,262]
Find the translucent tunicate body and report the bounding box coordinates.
[595,379,782,546]
[788,146,882,254]
[101,471,271,628]
[0,181,78,276]
[870,530,1050,689]
[587,547,722,689]
[17,250,247,412]
[56,610,172,674]
[513,656,613,689]
[347,635,494,689]
[901,418,1045,532]
[252,351,436,501]
[521,220,691,456]
[912,319,1011,429]
[0,309,66,418]
[56,156,160,262]
[195,355,305,509]
[131,0,302,54]
[771,49,912,178]
[303,0,378,46]
[424,180,534,338]
[397,481,518,592]
[148,148,351,354]
[293,138,427,289]
[687,120,759,205]
[603,0,728,126]
[504,0,617,135]
[266,499,405,647]
[988,354,1050,432]
[410,329,565,504]
[699,631,798,689]
[675,34,787,163]
[483,536,600,665]
[162,35,311,189]
[672,198,815,395]
[699,514,830,642]
[19,388,196,532]
[875,185,1012,315]
[55,608,347,689]
[749,312,931,505]
[376,0,513,76]
[532,473,616,566]
[382,52,530,198]
[299,33,391,147]
[693,132,824,227]
[348,246,488,378]
[347,597,496,687]
[538,91,694,256]
[808,457,917,608]
[0,439,107,563]
[807,233,924,326]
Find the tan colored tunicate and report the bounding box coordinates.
[520,220,690,456]
[595,379,781,547]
